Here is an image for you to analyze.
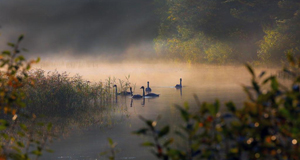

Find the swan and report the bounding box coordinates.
[113,85,118,102]
[113,85,131,96]
[113,85,118,95]
[145,81,152,92]
[141,86,160,97]
[175,78,182,88]
[120,89,131,96]
[131,86,143,99]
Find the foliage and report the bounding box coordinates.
[133,54,300,159]
[0,35,54,160]
[154,0,300,64]
[204,42,233,64]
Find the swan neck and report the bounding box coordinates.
[143,88,145,97]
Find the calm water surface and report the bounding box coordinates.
[37,63,279,160]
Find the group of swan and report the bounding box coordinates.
[113,78,182,99]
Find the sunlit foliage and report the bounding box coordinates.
[154,0,300,64]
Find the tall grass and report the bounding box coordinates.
[23,69,132,118]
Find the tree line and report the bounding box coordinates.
[153,0,300,65]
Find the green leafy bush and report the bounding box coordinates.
[0,35,54,160]
[133,53,300,160]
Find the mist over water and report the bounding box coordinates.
[33,59,255,87]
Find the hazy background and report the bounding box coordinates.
[1,0,298,65]
[0,0,159,61]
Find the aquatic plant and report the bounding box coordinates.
[23,70,132,118]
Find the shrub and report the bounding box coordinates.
[133,53,300,160]
[0,35,54,160]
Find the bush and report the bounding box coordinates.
[133,53,300,160]
[0,35,54,160]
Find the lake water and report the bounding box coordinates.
[36,63,280,160]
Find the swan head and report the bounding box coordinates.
[180,78,182,81]
[140,86,144,89]
[113,85,117,87]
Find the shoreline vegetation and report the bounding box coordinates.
[0,35,134,159]
[1,35,298,160]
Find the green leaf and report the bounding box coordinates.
[36,57,41,63]
[252,80,260,94]
[0,125,7,131]
[262,76,274,84]
[17,55,25,61]
[19,123,28,131]
[226,101,236,112]
[259,71,266,78]
[287,52,295,65]
[207,100,219,116]
[12,146,22,153]
[0,60,9,67]
[100,151,108,156]
[183,101,189,110]
[271,77,279,90]
[18,34,24,42]
[2,50,11,56]
[163,138,174,147]
[245,63,255,78]
[31,150,42,156]
[243,86,254,101]
[45,149,54,153]
[17,131,25,137]
[22,48,28,52]
[0,119,9,126]
[175,130,187,140]
[26,64,31,70]
[175,105,189,122]
[47,123,53,131]
[158,126,170,138]
[279,108,290,118]
[7,42,15,47]
[37,122,44,126]
[132,128,148,135]
[141,141,155,147]
[17,141,25,148]
[108,138,113,146]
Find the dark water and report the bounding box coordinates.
[40,84,246,160]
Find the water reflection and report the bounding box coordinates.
[142,98,145,106]
[175,87,183,98]
[130,97,147,107]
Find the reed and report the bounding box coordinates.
[23,69,132,118]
